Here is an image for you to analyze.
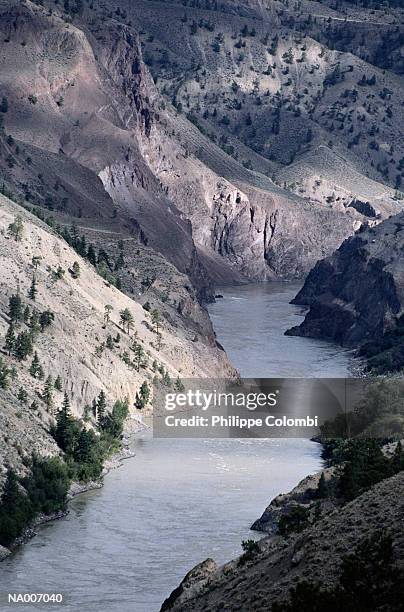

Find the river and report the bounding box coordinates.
[0,283,354,612]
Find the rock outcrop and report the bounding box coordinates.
[163,471,404,611]
[251,467,336,534]
[286,213,404,350]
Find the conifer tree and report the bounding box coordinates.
[23,305,31,323]
[91,398,97,419]
[133,344,144,371]
[97,390,107,421]
[61,391,70,418]
[151,309,161,334]
[119,308,134,334]
[70,261,80,279]
[0,358,10,389]
[392,440,404,472]
[106,335,114,350]
[104,304,113,325]
[39,310,54,332]
[0,96,8,113]
[28,276,38,301]
[4,324,15,355]
[14,331,33,361]
[87,244,97,266]
[42,376,54,410]
[7,216,24,242]
[31,256,41,271]
[54,375,63,392]
[8,294,23,324]
[17,387,28,404]
[29,352,41,378]
[135,381,150,410]
[29,311,41,338]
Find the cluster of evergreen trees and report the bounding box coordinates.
[3,294,54,365]
[321,439,404,504]
[0,395,130,547]
[58,224,124,289]
[51,395,129,482]
[0,457,69,547]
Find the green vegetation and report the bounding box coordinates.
[7,216,24,242]
[278,506,310,536]
[69,261,81,279]
[52,396,129,481]
[359,316,404,373]
[56,224,122,288]
[135,381,150,410]
[0,457,69,547]
[238,539,260,566]
[119,308,135,334]
[0,357,10,389]
[271,532,404,612]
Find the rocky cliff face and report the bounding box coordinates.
[286,213,404,366]
[1,0,400,288]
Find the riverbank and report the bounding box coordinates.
[0,418,147,562]
[0,282,354,611]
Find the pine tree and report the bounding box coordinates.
[54,393,72,451]
[114,251,125,270]
[97,390,107,421]
[29,311,41,338]
[7,216,24,242]
[91,398,97,419]
[23,305,31,323]
[104,304,113,325]
[8,294,23,324]
[39,310,54,332]
[4,324,15,355]
[0,357,10,389]
[29,352,41,378]
[133,344,144,371]
[54,375,63,392]
[174,377,185,391]
[135,381,150,410]
[28,276,38,301]
[106,335,114,350]
[70,261,80,279]
[61,391,70,418]
[30,400,39,411]
[87,244,97,266]
[162,370,171,387]
[151,309,161,334]
[14,331,33,361]
[119,308,134,334]
[17,387,28,404]
[42,376,54,410]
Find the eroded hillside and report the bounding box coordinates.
[0,192,233,481]
[0,0,401,283]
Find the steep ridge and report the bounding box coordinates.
[0,191,233,481]
[1,0,401,284]
[286,212,404,371]
[162,470,404,611]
